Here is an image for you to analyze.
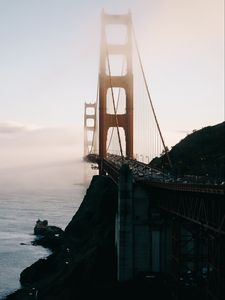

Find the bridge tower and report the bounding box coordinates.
[84,102,97,157]
[99,11,133,159]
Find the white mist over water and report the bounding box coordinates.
[0,159,96,299]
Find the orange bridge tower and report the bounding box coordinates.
[99,11,133,159]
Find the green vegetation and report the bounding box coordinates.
[150,122,225,179]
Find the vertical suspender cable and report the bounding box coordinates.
[132,25,172,169]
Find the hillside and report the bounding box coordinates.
[150,122,225,180]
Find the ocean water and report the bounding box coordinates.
[0,159,95,299]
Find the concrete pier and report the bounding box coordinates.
[116,165,173,281]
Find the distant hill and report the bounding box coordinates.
[150,122,225,179]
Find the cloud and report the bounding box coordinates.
[0,121,82,145]
[0,121,42,134]
[175,129,191,135]
[0,121,83,169]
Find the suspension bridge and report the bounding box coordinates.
[83,11,224,300]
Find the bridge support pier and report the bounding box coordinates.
[116,164,134,281]
[116,165,173,281]
[159,217,172,273]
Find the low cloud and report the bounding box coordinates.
[0,121,83,169]
[0,121,43,134]
[175,129,191,135]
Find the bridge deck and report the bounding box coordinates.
[86,154,224,195]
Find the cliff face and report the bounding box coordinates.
[151,122,225,179]
[6,175,118,300]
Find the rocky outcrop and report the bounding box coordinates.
[34,219,63,236]
[32,219,64,251]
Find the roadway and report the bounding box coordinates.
[87,154,224,195]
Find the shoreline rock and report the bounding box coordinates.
[32,219,64,251]
[34,219,63,236]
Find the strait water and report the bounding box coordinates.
[0,159,95,299]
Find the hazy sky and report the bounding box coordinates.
[0,0,224,167]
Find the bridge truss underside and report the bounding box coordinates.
[147,184,225,300]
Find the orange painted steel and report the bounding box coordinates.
[99,12,133,159]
